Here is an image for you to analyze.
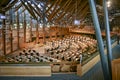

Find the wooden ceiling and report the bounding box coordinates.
[0,0,10,7]
[0,0,89,24]
[0,0,120,25]
[0,0,10,13]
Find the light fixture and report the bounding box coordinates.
[0,15,6,19]
[107,1,111,7]
[25,2,27,5]
[74,20,80,25]
[0,14,6,19]
[38,4,41,8]
[28,1,31,3]
[32,4,34,7]
[74,0,80,25]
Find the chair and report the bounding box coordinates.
[61,64,70,72]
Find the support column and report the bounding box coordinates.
[103,0,112,78]
[88,0,111,80]
[49,23,52,41]
[2,12,6,55]
[43,23,46,44]
[24,12,26,43]
[30,18,33,42]
[9,24,13,52]
[36,20,39,44]
[60,27,63,39]
[9,9,13,52]
[42,1,47,44]
[17,11,20,49]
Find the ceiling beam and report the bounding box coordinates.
[79,6,89,21]
[30,0,43,17]
[27,1,42,19]
[20,0,37,20]
[77,0,88,16]
[3,0,18,11]
[55,8,74,23]
[48,0,62,22]
[18,7,26,15]
[15,3,22,12]
[55,0,74,23]
[45,0,57,13]
[55,0,82,23]
[49,0,72,22]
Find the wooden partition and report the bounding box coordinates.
[0,64,51,76]
[77,41,118,76]
[112,58,120,80]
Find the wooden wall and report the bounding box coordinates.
[37,26,69,42]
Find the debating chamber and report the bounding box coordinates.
[0,0,120,80]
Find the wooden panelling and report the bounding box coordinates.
[112,58,120,80]
[77,64,82,76]
[0,65,51,76]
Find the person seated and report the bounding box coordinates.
[35,58,39,62]
[19,52,22,56]
[49,59,53,62]
[28,49,31,53]
[56,56,59,59]
[67,57,71,61]
[33,50,36,53]
[30,57,36,62]
[50,51,54,55]
[27,54,31,59]
[45,57,48,60]
[36,52,39,56]
[61,56,65,60]
[23,50,26,53]
[75,58,80,61]
[18,58,22,62]
[16,59,19,62]
[30,53,34,56]
[40,55,43,57]
[40,59,43,62]
[46,49,49,52]
[26,59,30,63]
[25,53,28,56]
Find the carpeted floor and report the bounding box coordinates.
[112,44,120,59]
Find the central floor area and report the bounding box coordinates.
[0,44,120,80]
